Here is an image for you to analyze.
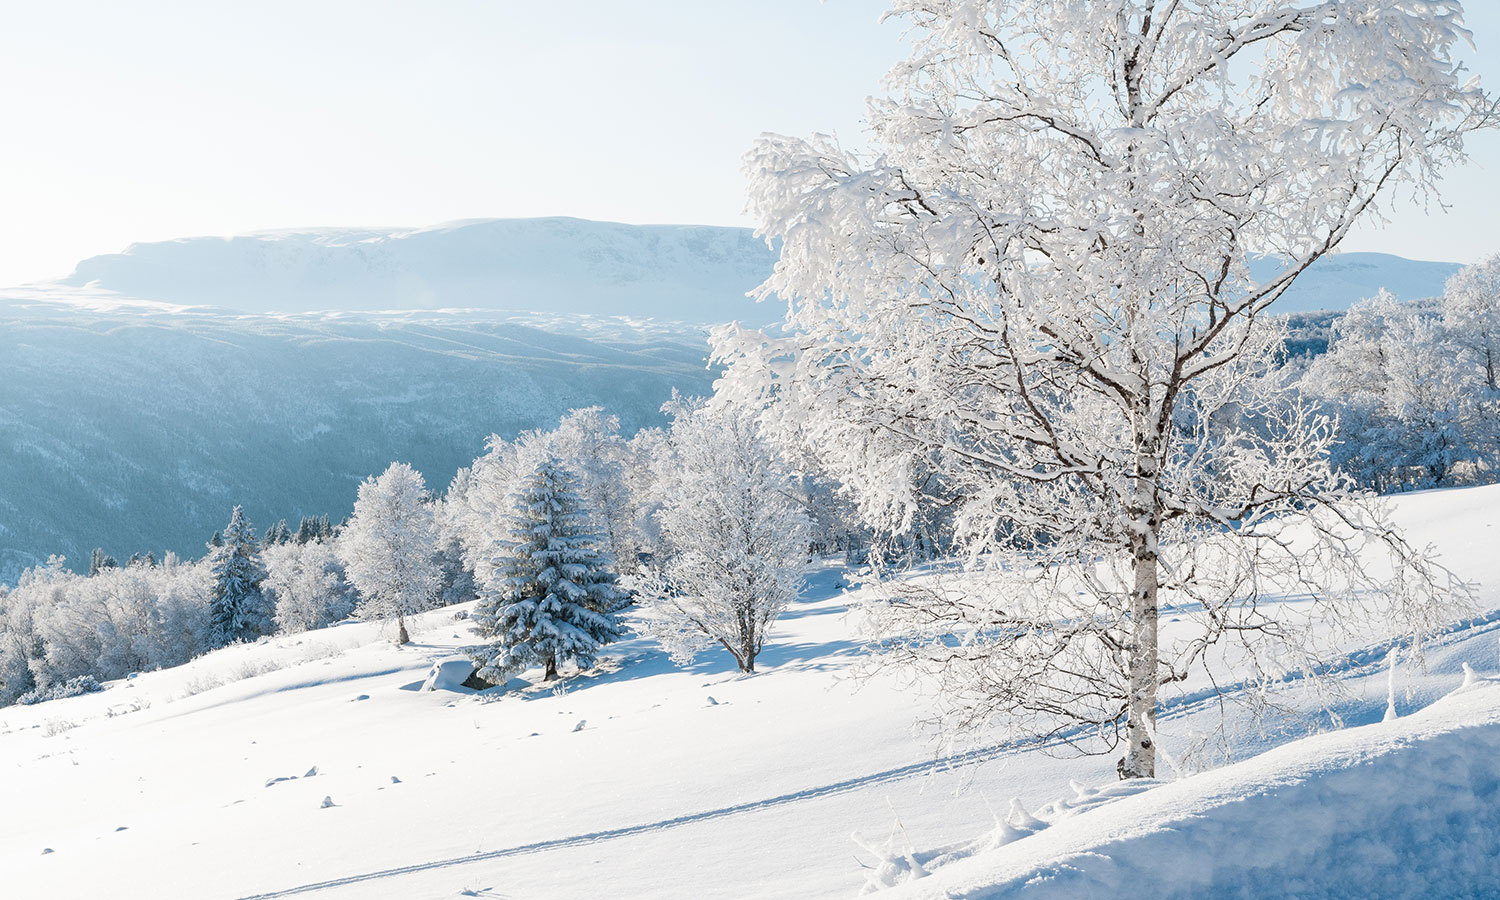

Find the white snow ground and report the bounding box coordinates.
[3,485,1500,899]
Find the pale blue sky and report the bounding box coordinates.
[0,0,1497,287]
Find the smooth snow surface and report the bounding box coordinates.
[4,486,1500,899]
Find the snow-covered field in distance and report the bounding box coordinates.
[0,297,716,583]
[3,484,1499,899]
[13,216,1461,320]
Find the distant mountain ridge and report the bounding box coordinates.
[1246,252,1462,314]
[40,217,1460,319]
[54,217,785,325]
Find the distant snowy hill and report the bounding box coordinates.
[36,217,1457,319]
[1247,251,1462,313]
[0,300,715,583]
[52,217,786,325]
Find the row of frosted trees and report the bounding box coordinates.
[1298,255,1500,492]
[0,396,830,704]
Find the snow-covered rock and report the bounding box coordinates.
[420,656,478,693]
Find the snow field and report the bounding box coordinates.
[1,488,1499,898]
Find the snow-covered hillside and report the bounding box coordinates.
[0,299,715,583]
[19,217,1459,319]
[3,485,1498,899]
[49,218,786,325]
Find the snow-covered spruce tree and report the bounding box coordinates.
[206,506,272,647]
[715,1,1488,778]
[634,397,813,674]
[453,408,644,585]
[471,457,623,682]
[337,462,441,645]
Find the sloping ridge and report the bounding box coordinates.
[36,217,1458,320]
[887,681,1500,900]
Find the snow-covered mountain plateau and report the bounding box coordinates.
[50,218,787,325]
[30,217,1459,319]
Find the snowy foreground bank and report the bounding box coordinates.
[3,486,1500,899]
[880,678,1500,899]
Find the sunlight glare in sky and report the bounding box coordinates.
[0,0,1495,286]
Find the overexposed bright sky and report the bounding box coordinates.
[1,0,1497,287]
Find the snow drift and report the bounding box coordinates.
[881,679,1500,900]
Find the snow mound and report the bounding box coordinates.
[420,656,478,693]
[882,679,1500,900]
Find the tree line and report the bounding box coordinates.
[0,398,829,704]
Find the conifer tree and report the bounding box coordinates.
[472,458,624,682]
[88,548,117,577]
[206,506,272,647]
[294,517,317,545]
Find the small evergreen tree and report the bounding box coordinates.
[206,506,271,647]
[88,548,117,577]
[264,519,291,546]
[294,517,318,545]
[472,458,623,682]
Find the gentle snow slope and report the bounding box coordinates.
[3,486,1500,899]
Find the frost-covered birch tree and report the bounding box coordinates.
[264,540,356,634]
[338,462,441,645]
[716,1,1488,777]
[634,398,813,674]
[1443,253,1500,391]
[1304,292,1483,490]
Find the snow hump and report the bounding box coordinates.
[886,680,1500,900]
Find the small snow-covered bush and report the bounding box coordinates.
[19,675,105,705]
